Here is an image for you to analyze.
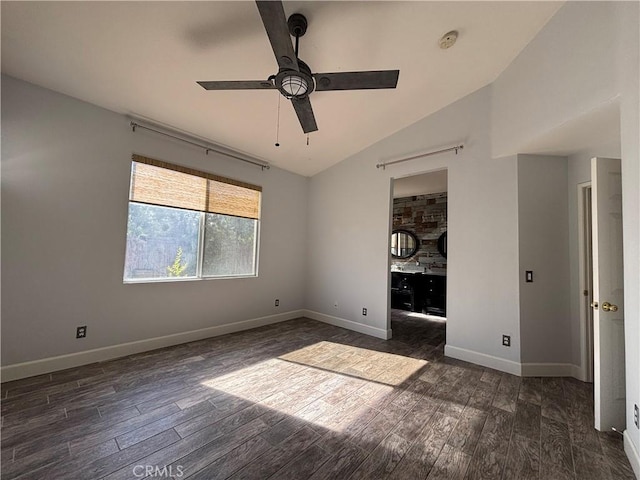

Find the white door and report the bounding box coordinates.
[591,157,625,431]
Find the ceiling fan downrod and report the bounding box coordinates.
[287,13,307,58]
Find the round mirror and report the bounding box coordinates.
[437,231,447,258]
[391,230,419,258]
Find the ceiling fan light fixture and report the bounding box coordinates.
[281,74,308,97]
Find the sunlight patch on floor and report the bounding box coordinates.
[199,342,428,433]
[279,341,427,386]
[406,312,447,323]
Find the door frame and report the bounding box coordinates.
[577,181,594,383]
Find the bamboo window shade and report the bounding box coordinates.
[130,155,261,220]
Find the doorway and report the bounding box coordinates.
[576,159,625,432]
[578,182,594,383]
[389,169,448,352]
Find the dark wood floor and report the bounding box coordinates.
[1,317,635,479]
[390,308,446,349]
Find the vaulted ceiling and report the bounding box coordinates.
[1,1,562,176]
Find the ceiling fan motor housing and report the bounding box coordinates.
[275,59,315,99]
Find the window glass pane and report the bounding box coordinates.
[202,213,257,277]
[124,203,200,280]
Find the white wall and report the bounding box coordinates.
[517,155,571,364]
[307,85,523,369]
[1,75,308,366]
[393,170,448,198]
[615,1,640,470]
[491,1,620,158]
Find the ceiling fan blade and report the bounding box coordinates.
[314,70,399,91]
[291,96,318,133]
[197,80,275,90]
[255,1,299,72]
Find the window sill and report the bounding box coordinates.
[123,274,258,285]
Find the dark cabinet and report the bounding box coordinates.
[391,272,446,316]
[391,273,414,311]
[422,275,446,316]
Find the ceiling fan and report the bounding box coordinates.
[197,1,400,134]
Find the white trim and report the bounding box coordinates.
[304,310,391,340]
[570,364,589,382]
[444,345,521,376]
[624,431,640,479]
[445,345,586,379]
[521,363,582,378]
[1,310,304,382]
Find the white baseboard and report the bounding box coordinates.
[1,310,590,385]
[444,346,586,379]
[572,363,590,382]
[303,310,391,340]
[444,345,521,376]
[1,310,304,382]
[521,363,582,378]
[624,431,640,479]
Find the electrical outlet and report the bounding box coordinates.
[275,299,279,307]
[76,326,87,339]
[362,308,367,316]
[502,335,511,347]
[634,404,639,428]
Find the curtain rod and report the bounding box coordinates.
[130,121,270,171]
[376,144,464,170]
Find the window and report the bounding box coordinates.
[123,155,261,282]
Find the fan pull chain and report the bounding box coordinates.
[306,134,309,146]
[275,93,281,147]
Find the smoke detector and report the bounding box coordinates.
[439,30,458,49]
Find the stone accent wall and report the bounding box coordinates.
[392,192,447,272]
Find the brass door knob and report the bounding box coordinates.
[602,302,619,312]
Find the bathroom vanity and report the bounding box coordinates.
[391,271,446,316]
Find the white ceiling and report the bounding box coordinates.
[1,1,562,177]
